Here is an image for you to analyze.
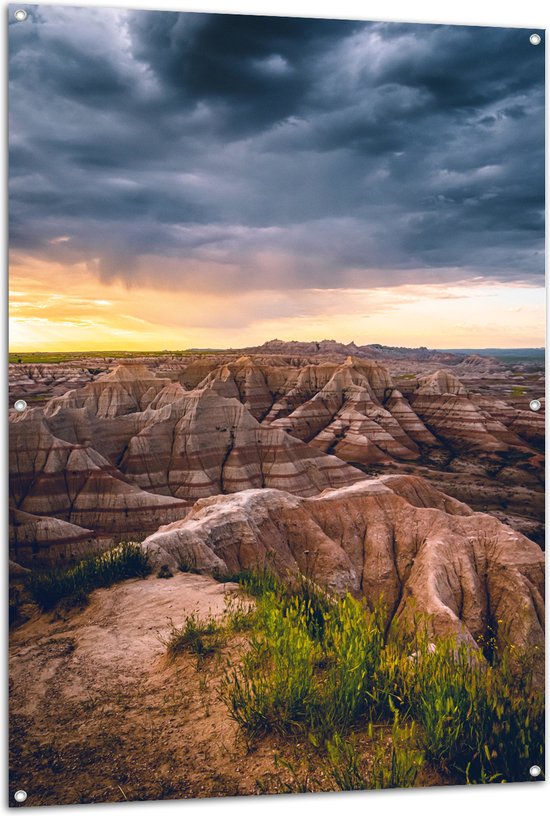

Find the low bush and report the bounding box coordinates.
[28,542,151,610]
[162,612,224,660]
[221,586,388,739]
[402,633,545,782]
[222,595,320,735]
[326,716,423,791]
[224,594,256,632]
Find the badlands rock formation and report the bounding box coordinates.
[197,358,542,465]
[9,365,364,563]
[44,364,172,417]
[9,408,187,566]
[243,338,465,363]
[9,351,544,563]
[9,362,108,407]
[142,476,544,662]
[9,508,99,567]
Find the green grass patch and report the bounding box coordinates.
[221,568,282,597]
[220,575,544,786]
[511,385,527,396]
[9,349,219,364]
[162,612,225,660]
[27,542,151,610]
[224,594,256,632]
[326,717,423,790]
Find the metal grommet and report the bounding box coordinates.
[529,399,541,412]
[14,9,28,21]
[530,33,542,45]
[14,790,27,803]
[14,399,28,412]
[529,764,542,777]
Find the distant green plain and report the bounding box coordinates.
[8,350,218,364]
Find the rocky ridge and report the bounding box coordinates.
[9,352,544,564]
[142,476,544,664]
[9,365,364,564]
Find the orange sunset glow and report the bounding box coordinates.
[9,253,545,351]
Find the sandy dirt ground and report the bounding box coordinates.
[9,573,447,806]
[8,574,329,806]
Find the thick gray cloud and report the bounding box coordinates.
[8,4,545,291]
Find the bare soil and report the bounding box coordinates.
[9,573,447,806]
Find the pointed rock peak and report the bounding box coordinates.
[191,386,242,406]
[416,370,467,396]
[101,364,158,382]
[234,355,255,367]
[345,355,383,369]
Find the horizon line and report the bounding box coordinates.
[8,346,546,354]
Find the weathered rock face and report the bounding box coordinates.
[267,360,424,464]
[37,367,364,500]
[198,356,276,421]
[408,370,544,460]
[9,508,102,568]
[9,408,188,564]
[9,358,544,563]
[9,365,365,561]
[196,359,542,473]
[142,476,544,664]
[45,364,172,418]
[457,354,504,371]
[120,388,363,499]
[9,363,105,407]
[242,338,465,363]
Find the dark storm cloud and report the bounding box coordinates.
[8,5,545,291]
[129,11,361,135]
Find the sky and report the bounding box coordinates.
[8,4,545,350]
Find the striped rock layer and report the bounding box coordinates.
[142,475,544,672]
[9,361,543,564]
[9,365,363,564]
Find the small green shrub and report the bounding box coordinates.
[28,542,151,610]
[326,733,367,790]
[326,717,423,791]
[163,612,224,660]
[222,594,320,735]
[369,717,423,789]
[286,573,332,641]
[157,564,173,579]
[316,596,386,736]
[385,629,545,783]
[224,594,256,632]
[240,569,282,598]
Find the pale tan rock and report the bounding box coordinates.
[415,370,467,396]
[142,475,544,665]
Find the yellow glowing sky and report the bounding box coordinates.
[9,254,545,351]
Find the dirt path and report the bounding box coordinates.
[9,573,301,806]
